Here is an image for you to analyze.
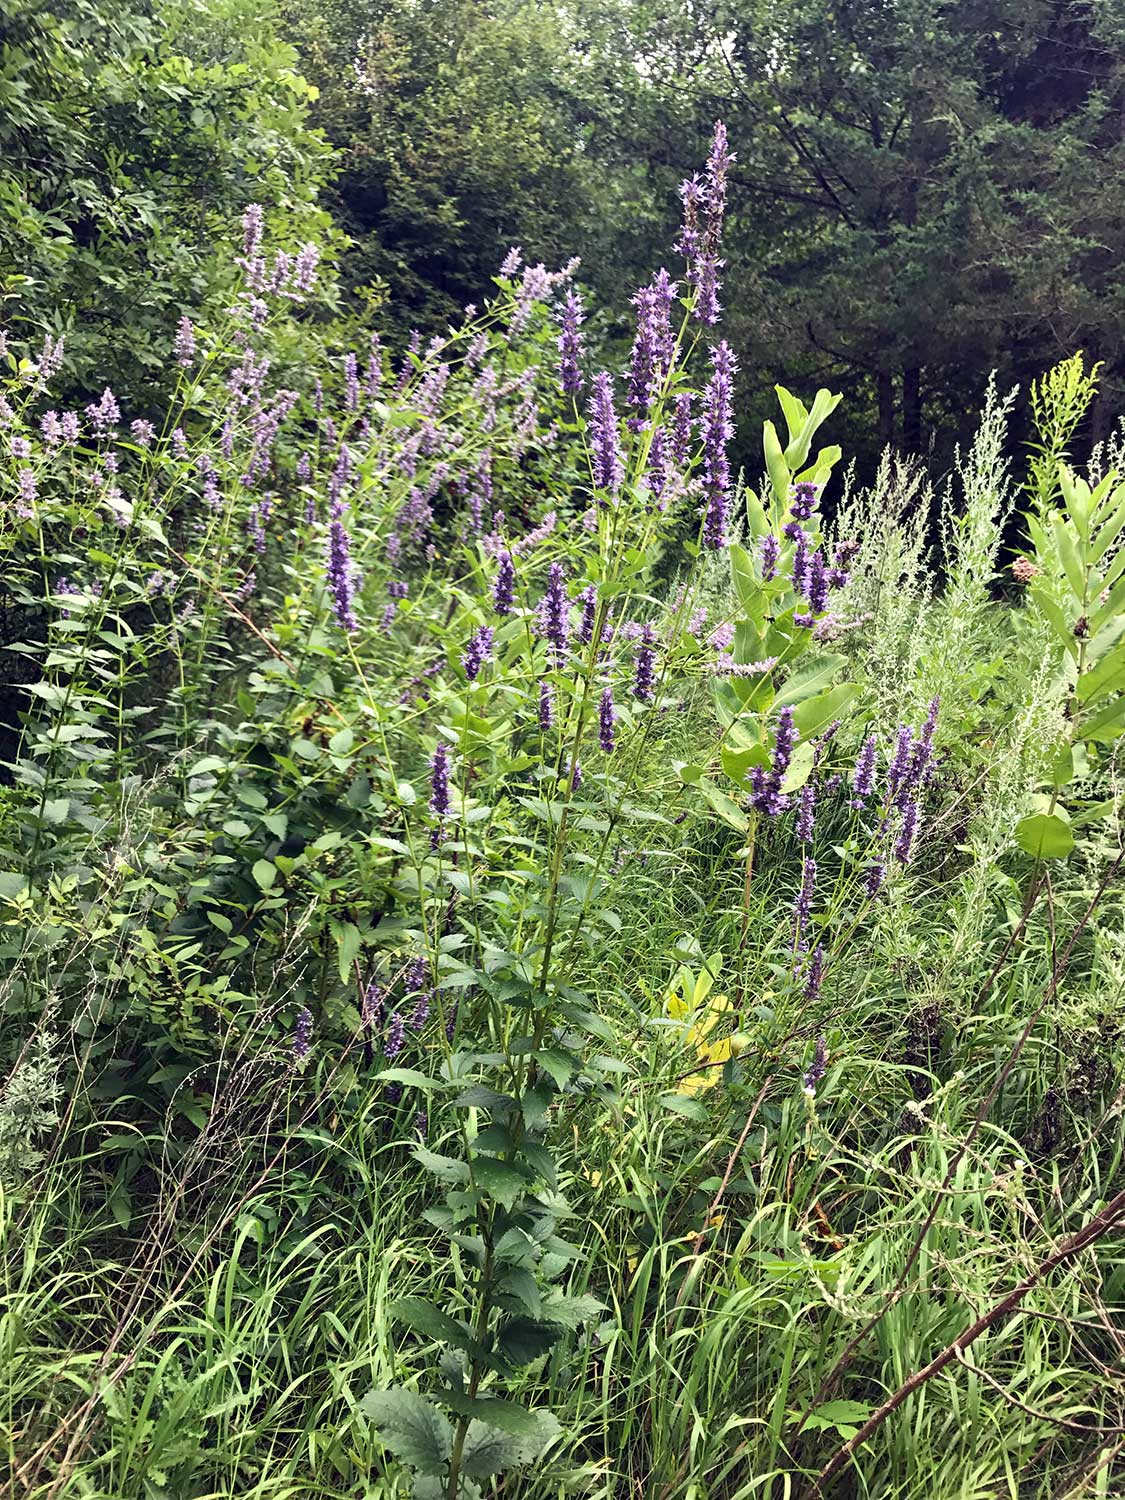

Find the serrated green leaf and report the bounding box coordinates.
[442,1391,548,1439]
[538,1292,606,1328]
[497,1316,564,1366]
[358,1389,452,1474]
[412,1146,469,1183]
[472,1155,530,1208]
[461,1421,524,1478]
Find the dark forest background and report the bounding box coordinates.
[4,0,1124,478]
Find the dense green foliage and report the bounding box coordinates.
[3,7,1125,1498]
[286,0,1125,467]
[0,0,337,400]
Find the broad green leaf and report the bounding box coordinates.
[358,1389,452,1474]
[443,1391,544,1438]
[699,778,749,832]
[251,859,276,891]
[763,420,790,505]
[1081,693,1125,743]
[497,1317,564,1366]
[333,919,361,982]
[1052,511,1088,599]
[773,654,845,708]
[658,1091,710,1122]
[1015,813,1074,859]
[412,1146,470,1183]
[1077,642,1125,704]
[1030,584,1079,660]
[472,1156,530,1208]
[791,683,858,739]
[462,1411,560,1475]
[538,1292,606,1329]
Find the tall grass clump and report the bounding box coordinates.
[1,123,1124,1500]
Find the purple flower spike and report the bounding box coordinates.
[410,990,431,1029]
[589,372,623,496]
[894,800,919,864]
[803,946,826,1004]
[537,562,570,665]
[633,624,657,702]
[430,742,452,824]
[852,735,878,809]
[793,855,816,953]
[558,289,585,397]
[538,679,554,730]
[802,1032,828,1093]
[750,706,798,816]
[462,625,494,682]
[908,697,940,786]
[326,514,359,631]
[578,584,598,645]
[701,341,737,550]
[492,550,516,615]
[174,317,195,367]
[671,392,694,465]
[293,1008,313,1061]
[384,1011,406,1060]
[362,983,385,1031]
[797,780,817,842]
[599,685,616,753]
[676,175,703,280]
[864,859,886,898]
[761,534,780,580]
[627,270,677,429]
[887,726,915,806]
[790,481,820,522]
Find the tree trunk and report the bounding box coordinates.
[877,371,895,449]
[903,366,922,452]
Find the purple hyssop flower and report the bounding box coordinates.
[578,584,598,645]
[430,742,452,824]
[293,1008,313,1061]
[864,859,886,898]
[325,515,359,631]
[589,372,623,495]
[362,983,385,1031]
[626,270,677,429]
[492,550,516,615]
[750,707,798,816]
[537,562,570,665]
[760,534,780,580]
[174,317,195,367]
[894,799,919,864]
[462,625,494,681]
[793,856,816,953]
[852,734,878,808]
[700,341,737,549]
[384,1011,406,1060]
[797,780,817,841]
[599,685,616,753]
[790,481,820,522]
[803,947,826,1004]
[802,1033,828,1093]
[633,624,657,701]
[538,679,554,730]
[558,290,585,396]
[671,392,694,465]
